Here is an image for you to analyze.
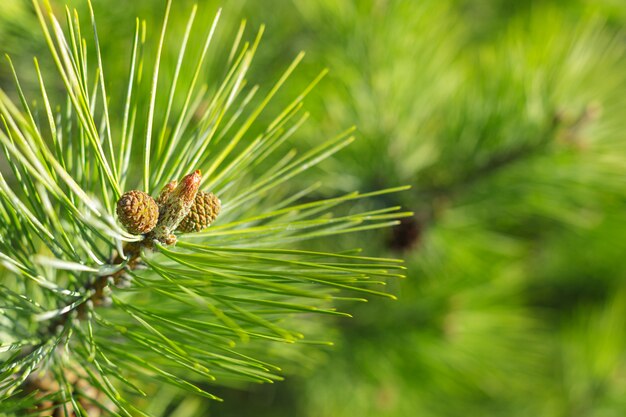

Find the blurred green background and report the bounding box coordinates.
[2,0,626,415]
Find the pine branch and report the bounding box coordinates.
[0,1,409,414]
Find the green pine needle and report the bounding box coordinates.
[0,0,408,413]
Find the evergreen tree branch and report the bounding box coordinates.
[0,1,409,414]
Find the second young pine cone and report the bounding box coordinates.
[116,190,159,235]
[176,191,221,233]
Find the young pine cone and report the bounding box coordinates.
[177,191,221,233]
[150,170,202,244]
[116,190,159,235]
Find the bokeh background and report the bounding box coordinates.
[2,0,626,415]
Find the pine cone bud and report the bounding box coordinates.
[150,170,202,244]
[116,190,159,235]
[177,191,221,233]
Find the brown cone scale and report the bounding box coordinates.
[177,191,221,233]
[116,190,159,235]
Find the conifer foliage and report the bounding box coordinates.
[259,1,626,416]
[0,1,408,415]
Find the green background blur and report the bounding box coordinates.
[2,0,626,416]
